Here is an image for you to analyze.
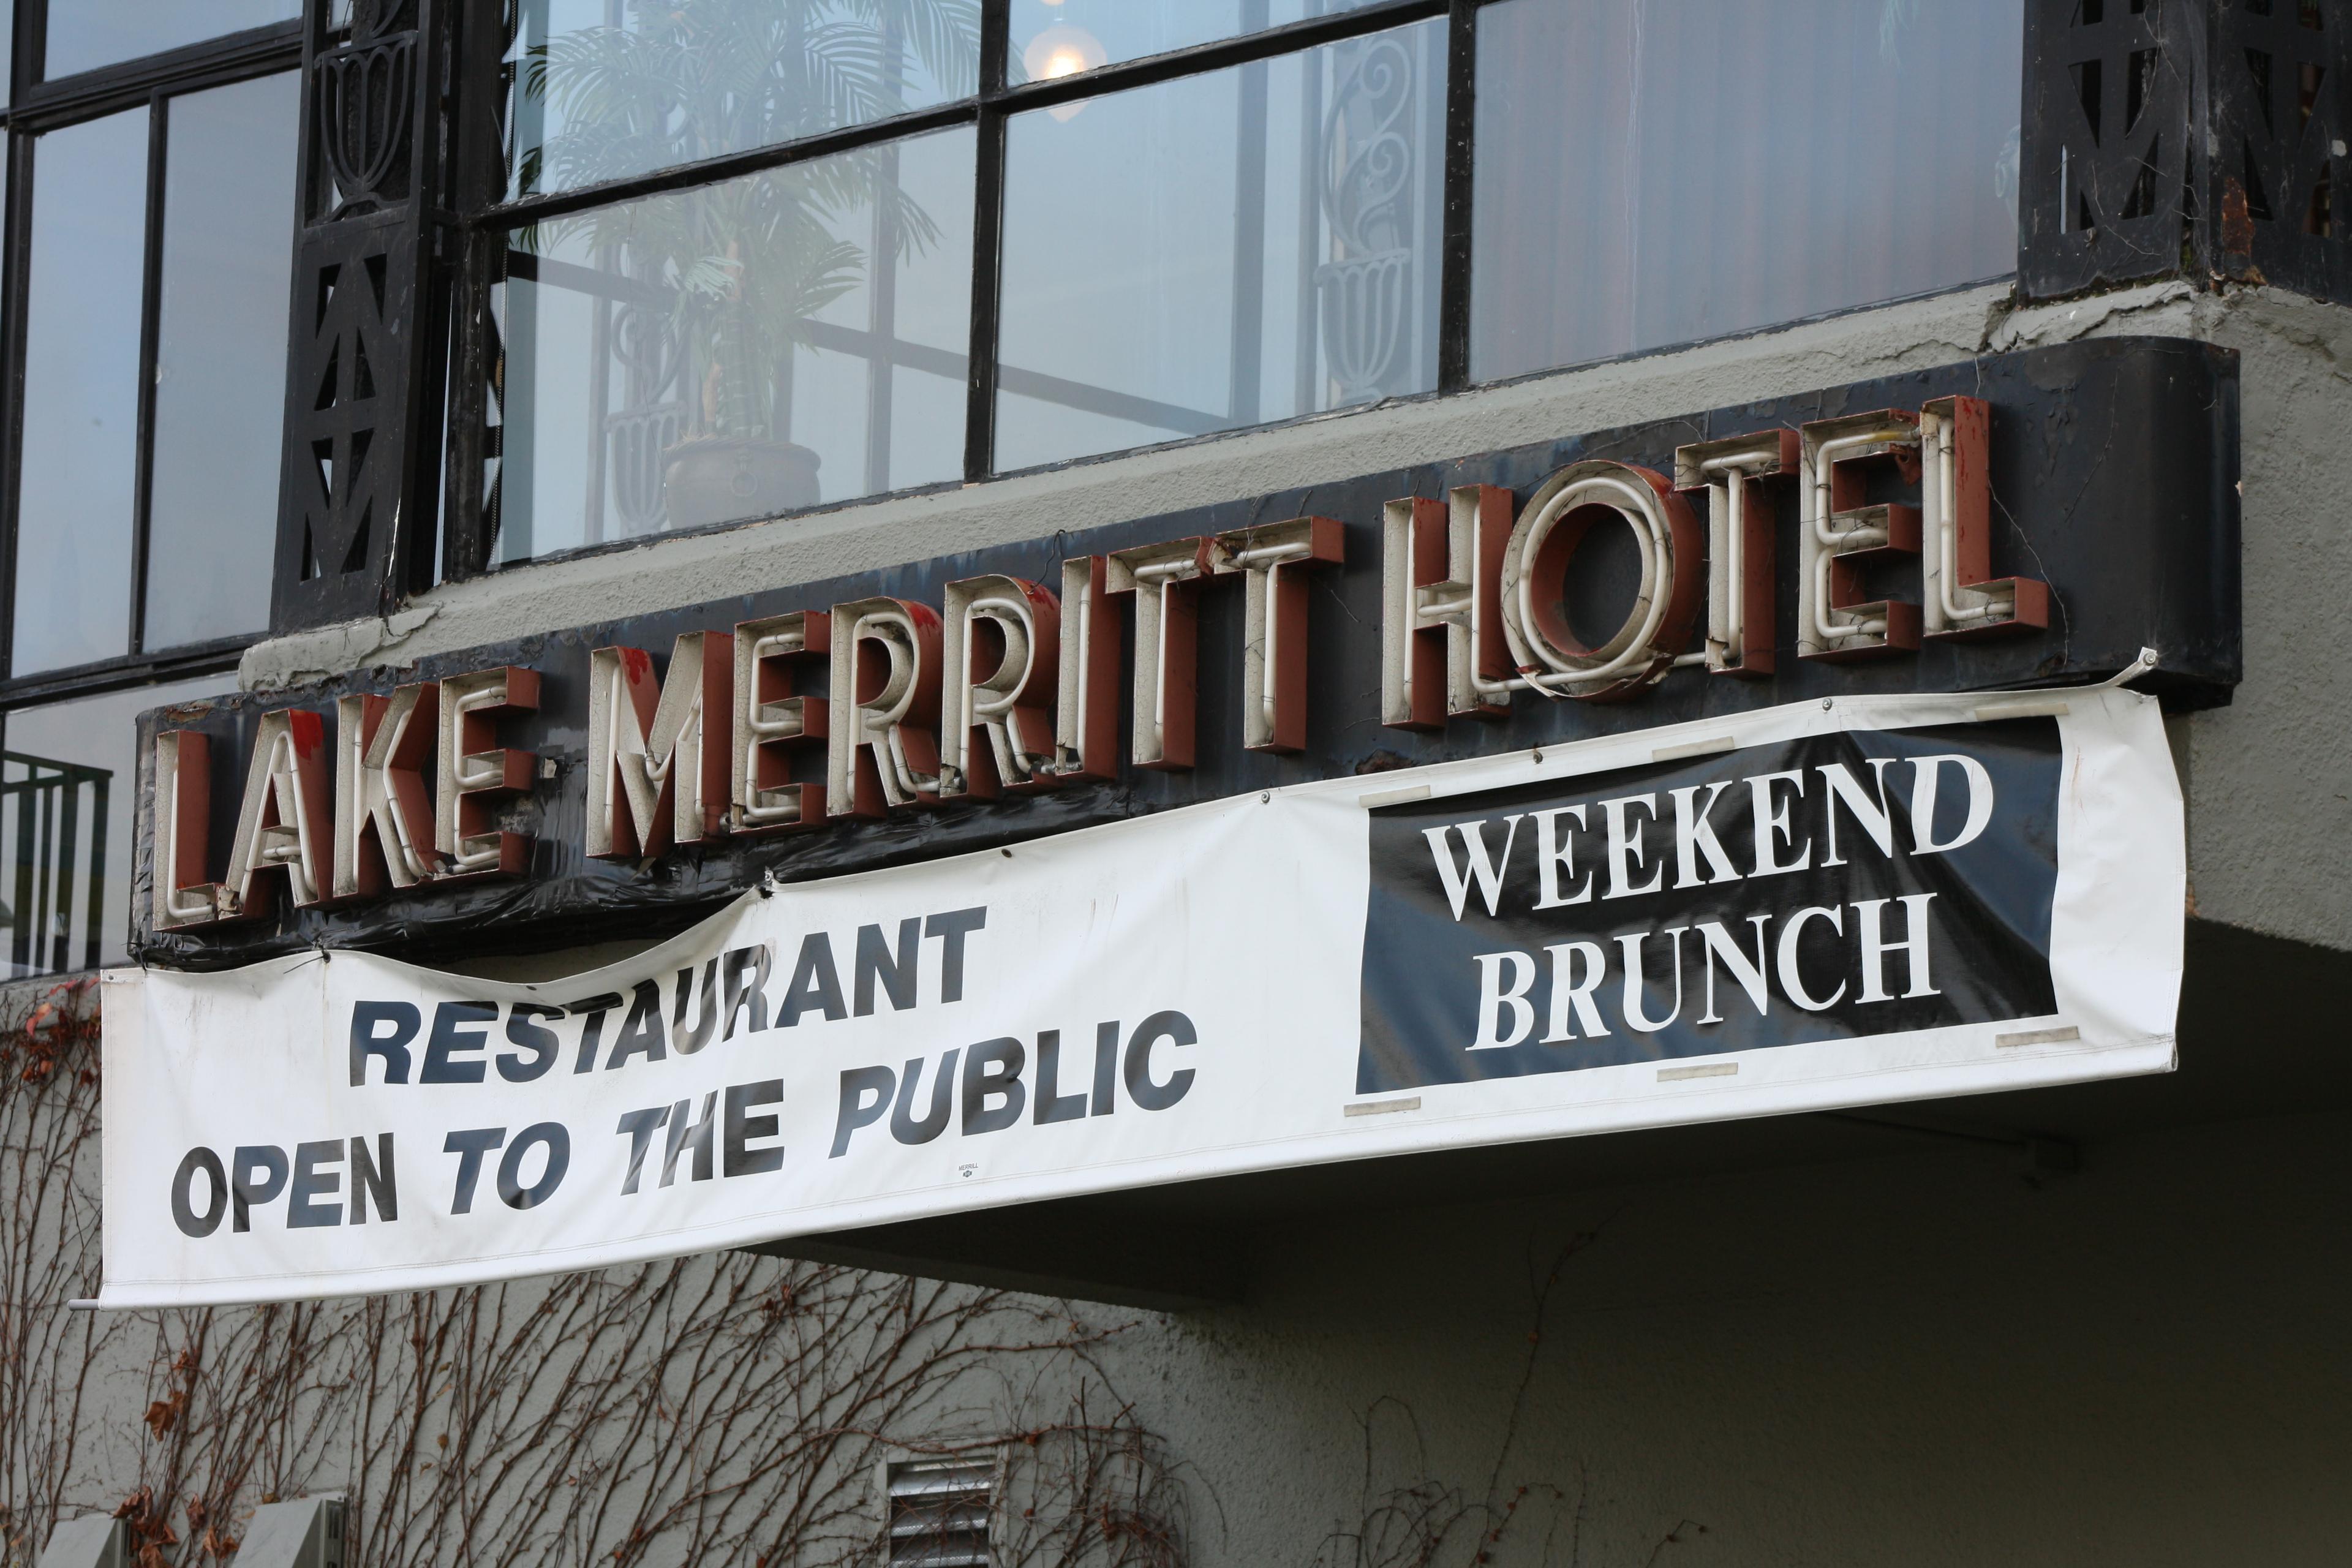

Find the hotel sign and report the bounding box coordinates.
[133,337,2238,965]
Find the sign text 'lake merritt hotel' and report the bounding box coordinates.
[146,394,2049,935]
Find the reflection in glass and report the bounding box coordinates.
[1472,0,2023,383]
[15,111,147,676]
[45,0,300,79]
[2,675,234,974]
[146,72,301,652]
[1008,0,1396,80]
[508,0,981,200]
[995,18,1443,470]
[492,126,973,562]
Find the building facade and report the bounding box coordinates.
[2,0,2347,1563]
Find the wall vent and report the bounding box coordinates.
[885,1457,994,1567]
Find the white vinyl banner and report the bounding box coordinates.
[100,685,2184,1307]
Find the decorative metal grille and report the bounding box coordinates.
[2213,0,2352,295]
[2019,0,2203,296]
[272,0,454,631]
[317,0,419,216]
[2021,0,2352,301]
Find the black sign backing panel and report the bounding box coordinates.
[1356,719,2063,1095]
[137,337,2233,968]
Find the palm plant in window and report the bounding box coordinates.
[516,0,978,531]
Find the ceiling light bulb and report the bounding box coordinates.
[1023,23,1106,85]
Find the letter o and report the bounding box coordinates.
[496,1122,570,1210]
[1499,459,1702,703]
[172,1147,228,1238]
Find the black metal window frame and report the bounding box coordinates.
[0,6,306,977]
[440,0,1500,580]
[0,6,304,709]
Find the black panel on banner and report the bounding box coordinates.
[1357,720,2062,1095]
[134,337,2237,970]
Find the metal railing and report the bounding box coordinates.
[0,751,112,978]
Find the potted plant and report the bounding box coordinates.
[519,0,978,530]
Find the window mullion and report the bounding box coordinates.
[0,126,32,685]
[128,92,167,657]
[963,1,1012,483]
[18,0,43,101]
[441,0,514,584]
[1435,0,1477,393]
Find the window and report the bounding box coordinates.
[6,44,301,671]
[995,18,1444,468]
[146,72,304,649]
[0,2,304,976]
[492,124,977,555]
[462,0,2026,568]
[507,0,981,200]
[885,1457,993,1567]
[14,108,145,676]
[1470,0,2025,381]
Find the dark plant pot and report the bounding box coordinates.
[662,436,822,530]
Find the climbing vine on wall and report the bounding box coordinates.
[0,980,126,1566]
[0,979,1188,1568]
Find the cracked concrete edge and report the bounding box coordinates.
[246,603,442,690]
[242,282,2024,690]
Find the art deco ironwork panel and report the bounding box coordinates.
[2019,0,2204,298]
[271,0,454,631]
[1317,30,1424,405]
[2211,0,2352,296]
[2022,0,2352,301]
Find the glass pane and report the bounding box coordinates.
[492,125,974,564]
[45,0,300,80]
[146,72,301,652]
[1008,0,1400,80]
[1471,0,2024,383]
[2,674,235,975]
[508,0,982,200]
[15,110,146,676]
[995,18,1444,471]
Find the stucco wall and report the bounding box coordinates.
[1082,1105,2352,1567]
